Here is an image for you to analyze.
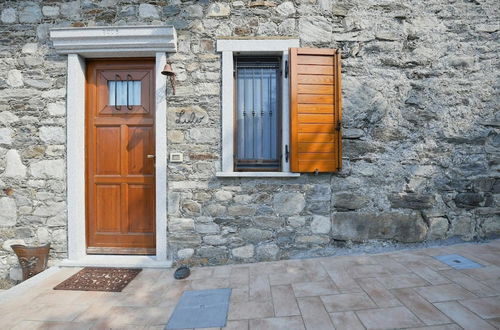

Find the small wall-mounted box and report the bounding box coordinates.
[169,152,183,163]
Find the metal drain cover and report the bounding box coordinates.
[166,288,232,329]
[434,254,484,269]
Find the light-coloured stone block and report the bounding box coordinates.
[0,197,17,227]
[3,150,27,178]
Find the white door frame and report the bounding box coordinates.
[50,26,176,267]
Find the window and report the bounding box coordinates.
[235,57,281,171]
[216,39,342,177]
[108,79,142,106]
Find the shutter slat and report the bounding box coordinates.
[290,48,342,173]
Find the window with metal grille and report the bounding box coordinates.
[234,57,282,171]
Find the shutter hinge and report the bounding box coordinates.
[285,145,289,163]
[285,60,288,78]
[336,120,342,131]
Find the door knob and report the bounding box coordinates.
[147,154,155,159]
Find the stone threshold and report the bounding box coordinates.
[58,255,173,269]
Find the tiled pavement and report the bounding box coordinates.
[1,239,499,329]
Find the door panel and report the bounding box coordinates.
[86,59,156,255]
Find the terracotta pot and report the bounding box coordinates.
[11,244,50,281]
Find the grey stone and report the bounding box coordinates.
[240,228,273,242]
[228,205,256,216]
[232,244,254,259]
[139,3,159,19]
[47,214,66,227]
[203,235,227,246]
[39,127,65,144]
[207,3,231,17]
[19,4,42,23]
[273,193,305,216]
[168,191,180,215]
[2,239,25,252]
[177,248,194,260]
[21,43,37,54]
[1,8,16,24]
[299,16,331,43]
[276,2,295,16]
[0,128,13,145]
[450,216,475,239]
[0,198,17,227]
[310,215,331,234]
[37,227,50,243]
[332,212,428,243]
[214,190,232,201]
[30,159,65,179]
[196,246,227,260]
[60,1,80,19]
[288,216,307,228]
[189,128,218,144]
[182,200,201,215]
[296,235,330,244]
[388,193,436,210]
[7,70,23,87]
[33,201,65,217]
[42,6,59,17]
[205,204,227,217]
[256,243,279,260]
[426,217,449,240]
[343,128,364,139]
[3,150,27,178]
[183,5,203,18]
[334,193,369,210]
[253,216,284,229]
[258,22,278,35]
[169,218,195,232]
[195,223,220,234]
[47,103,65,116]
[454,193,484,209]
[10,268,22,281]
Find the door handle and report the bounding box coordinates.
[147,154,155,159]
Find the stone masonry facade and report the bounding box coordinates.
[0,0,498,280]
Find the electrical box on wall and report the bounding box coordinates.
[169,152,183,163]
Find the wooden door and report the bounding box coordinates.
[86,59,156,255]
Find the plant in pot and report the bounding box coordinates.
[10,243,50,281]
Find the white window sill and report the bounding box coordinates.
[216,172,300,178]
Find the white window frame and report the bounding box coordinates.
[216,38,300,178]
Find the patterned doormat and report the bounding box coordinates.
[53,267,142,292]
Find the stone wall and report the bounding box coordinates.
[0,0,498,279]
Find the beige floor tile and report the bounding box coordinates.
[190,277,231,291]
[187,266,215,280]
[93,306,171,327]
[212,265,233,278]
[408,264,450,285]
[392,288,451,325]
[228,300,274,320]
[459,296,500,319]
[269,271,309,286]
[249,275,271,302]
[487,317,500,329]
[434,301,496,330]
[25,304,90,322]
[230,266,250,288]
[325,269,363,293]
[328,311,365,330]
[271,285,300,317]
[374,255,412,274]
[73,303,115,323]
[357,278,401,308]
[224,320,249,330]
[348,264,391,278]
[405,323,462,330]
[414,284,476,303]
[231,286,250,302]
[377,273,429,289]
[483,278,500,291]
[356,306,424,329]
[249,316,305,330]
[320,292,376,312]
[440,269,499,297]
[291,281,339,297]
[10,320,94,330]
[462,265,500,281]
[296,296,335,330]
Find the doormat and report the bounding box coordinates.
[434,254,484,270]
[166,288,232,329]
[53,267,142,292]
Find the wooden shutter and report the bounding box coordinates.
[289,48,342,173]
